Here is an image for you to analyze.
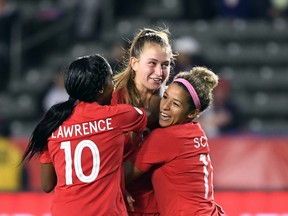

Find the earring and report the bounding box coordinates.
[99,88,104,94]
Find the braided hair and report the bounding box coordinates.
[22,54,111,162]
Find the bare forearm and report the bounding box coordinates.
[124,160,143,185]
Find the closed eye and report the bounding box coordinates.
[173,102,180,107]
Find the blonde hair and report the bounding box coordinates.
[113,27,174,107]
[174,66,219,112]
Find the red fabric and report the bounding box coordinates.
[0,191,288,216]
[15,135,288,191]
[215,191,288,215]
[209,136,288,190]
[0,192,53,214]
[132,122,224,216]
[39,102,147,216]
[112,88,159,215]
[1,191,288,215]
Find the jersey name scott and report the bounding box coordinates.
[193,136,208,149]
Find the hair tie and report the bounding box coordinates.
[173,78,201,110]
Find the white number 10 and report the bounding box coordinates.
[60,140,100,185]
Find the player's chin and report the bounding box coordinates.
[159,119,171,128]
[148,81,162,90]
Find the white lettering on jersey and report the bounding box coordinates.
[194,135,208,148]
[200,154,210,199]
[51,118,113,139]
[61,140,100,185]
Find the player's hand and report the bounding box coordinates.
[125,190,135,212]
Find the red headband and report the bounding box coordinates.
[174,78,201,110]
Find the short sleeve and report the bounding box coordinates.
[115,104,147,133]
[131,128,180,172]
[39,147,52,163]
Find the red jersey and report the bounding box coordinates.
[39,101,147,216]
[131,122,225,216]
[111,88,144,160]
[111,88,159,215]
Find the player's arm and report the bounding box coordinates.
[41,163,57,193]
[147,93,161,129]
[116,105,148,132]
[124,159,144,185]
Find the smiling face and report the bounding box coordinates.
[131,43,171,93]
[159,83,196,127]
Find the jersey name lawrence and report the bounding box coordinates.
[51,118,113,139]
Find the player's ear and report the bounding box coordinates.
[187,109,200,120]
[130,57,139,71]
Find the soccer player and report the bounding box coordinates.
[112,27,175,215]
[126,66,225,215]
[21,54,147,216]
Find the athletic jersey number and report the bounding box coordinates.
[61,140,100,185]
[199,154,213,199]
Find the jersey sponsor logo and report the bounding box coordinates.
[51,118,113,139]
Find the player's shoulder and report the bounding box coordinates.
[150,123,194,140]
[111,88,127,105]
[113,87,126,96]
[150,126,175,138]
[108,103,144,115]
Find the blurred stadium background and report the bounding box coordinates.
[1,0,288,215]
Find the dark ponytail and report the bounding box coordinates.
[22,99,75,162]
[22,54,110,163]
